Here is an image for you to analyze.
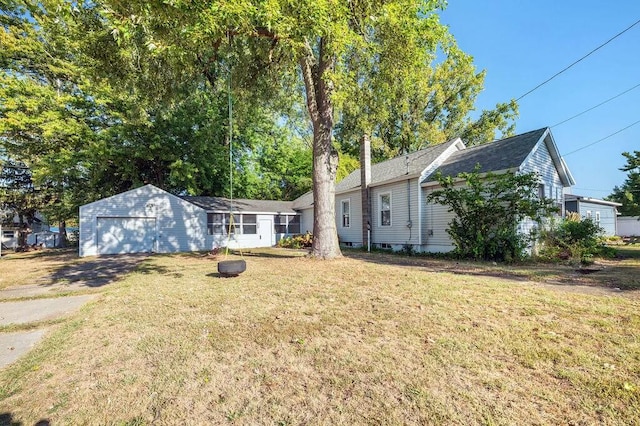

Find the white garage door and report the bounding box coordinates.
[97,217,156,255]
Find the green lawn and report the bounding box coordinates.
[1,248,639,425]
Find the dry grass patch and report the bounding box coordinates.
[0,251,639,424]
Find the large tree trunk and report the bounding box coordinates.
[300,38,342,259]
[57,220,68,248]
[17,214,28,247]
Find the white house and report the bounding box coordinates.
[79,127,576,256]
[319,127,575,252]
[1,212,53,249]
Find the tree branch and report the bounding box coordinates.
[299,38,319,124]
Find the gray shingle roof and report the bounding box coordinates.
[564,194,622,207]
[182,196,297,214]
[427,128,547,181]
[336,138,460,192]
[291,191,314,210]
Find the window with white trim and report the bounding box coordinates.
[380,193,391,226]
[274,214,301,234]
[586,210,592,220]
[208,213,241,235]
[341,199,350,228]
[595,211,601,225]
[242,214,257,235]
[208,213,224,235]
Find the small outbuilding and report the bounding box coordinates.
[564,194,621,236]
[616,216,640,237]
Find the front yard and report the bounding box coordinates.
[1,248,639,424]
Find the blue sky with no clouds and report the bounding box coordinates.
[440,0,640,199]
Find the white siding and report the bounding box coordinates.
[206,214,276,249]
[421,188,456,253]
[575,201,617,236]
[79,185,207,257]
[519,140,565,236]
[336,190,362,245]
[1,230,18,249]
[370,179,420,246]
[300,208,314,235]
[617,217,640,236]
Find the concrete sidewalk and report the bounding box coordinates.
[0,295,97,369]
[0,295,97,326]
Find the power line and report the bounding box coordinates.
[516,18,640,101]
[551,82,640,128]
[562,119,640,156]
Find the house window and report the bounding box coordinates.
[538,184,545,199]
[224,214,238,234]
[274,215,287,234]
[242,214,257,235]
[341,200,350,228]
[4,231,14,238]
[380,193,391,226]
[274,214,301,234]
[595,211,601,225]
[208,213,224,235]
[288,215,300,234]
[586,210,592,220]
[207,213,237,235]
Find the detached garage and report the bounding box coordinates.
[79,184,304,257]
[79,185,208,257]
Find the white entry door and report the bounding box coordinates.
[258,219,273,247]
[97,217,156,255]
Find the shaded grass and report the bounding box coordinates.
[0,249,81,290]
[1,251,638,424]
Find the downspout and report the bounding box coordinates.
[407,179,412,244]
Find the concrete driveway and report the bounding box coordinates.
[0,254,146,369]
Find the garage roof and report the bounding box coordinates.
[182,196,298,215]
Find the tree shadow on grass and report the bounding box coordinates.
[0,412,50,426]
[40,253,154,288]
[218,248,309,259]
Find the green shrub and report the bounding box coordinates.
[538,216,613,265]
[427,168,557,262]
[277,233,313,249]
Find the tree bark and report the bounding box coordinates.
[57,220,68,248]
[300,37,342,259]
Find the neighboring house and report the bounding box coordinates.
[617,216,640,237]
[79,184,300,256]
[328,127,575,252]
[564,195,621,236]
[79,127,576,256]
[1,212,52,249]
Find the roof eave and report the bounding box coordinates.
[421,167,519,187]
[336,173,423,194]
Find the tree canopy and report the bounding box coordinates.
[95,0,516,258]
[1,0,518,257]
[608,151,640,217]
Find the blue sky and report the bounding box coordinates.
[440,1,640,199]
